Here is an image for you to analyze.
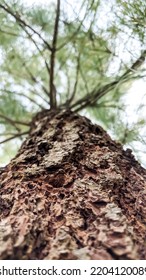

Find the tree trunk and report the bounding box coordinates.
[0,109,146,260]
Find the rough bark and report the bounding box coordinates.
[0,109,146,260]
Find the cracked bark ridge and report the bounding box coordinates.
[0,109,146,259]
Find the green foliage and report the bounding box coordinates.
[0,0,146,166]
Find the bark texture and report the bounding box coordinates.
[0,109,146,260]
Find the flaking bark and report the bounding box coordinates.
[0,109,146,259]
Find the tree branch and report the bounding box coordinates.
[0,4,51,100]
[121,50,146,77]
[1,2,52,101]
[71,50,146,112]
[49,0,60,109]
[73,81,118,112]
[19,26,51,83]
[0,3,52,51]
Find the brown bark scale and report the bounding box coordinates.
[0,109,146,259]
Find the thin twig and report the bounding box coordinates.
[80,67,89,94]
[49,0,60,109]
[0,114,30,126]
[2,88,44,109]
[65,67,71,100]
[0,131,29,145]
[0,27,25,38]
[57,0,93,51]
[0,132,21,136]
[28,88,49,105]
[65,53,80,107]
[21,61,50,98]
[15,23,51,98]
[18,93,45,109]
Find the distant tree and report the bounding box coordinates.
[0,0,146,260]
